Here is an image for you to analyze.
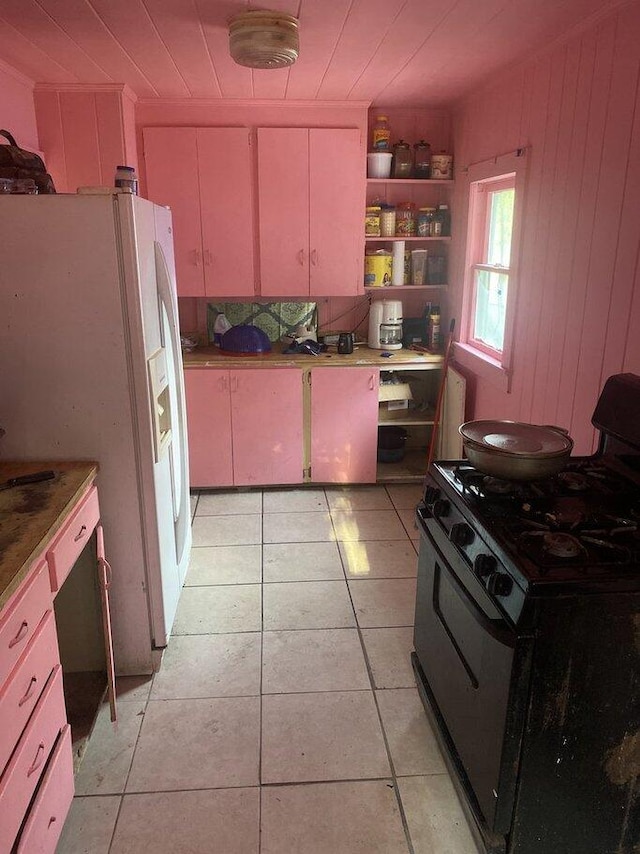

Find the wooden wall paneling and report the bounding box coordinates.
[198,27,253,100]
[538,40,585,426]
[285,0,352,100]
[33,89,68,191]
[95,91,126,185]
[571,11,640,442]
[121,90,139,175]
[0,61,39,152]
[59,92,101,191]
[508,59,554,423]
[0,18,75,85]
[555,18,617,446]
[529,45,579,421]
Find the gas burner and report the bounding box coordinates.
[542,532,584,558]
[557,471,589,491]
[483,476,516,495]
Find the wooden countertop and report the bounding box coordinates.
[183,344,444,369]
[0,461,98,611]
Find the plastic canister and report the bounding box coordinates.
[417,207,435,236]
[364,250,392,287]
[380,205,396,237]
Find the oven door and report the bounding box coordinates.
[413,508,517,833]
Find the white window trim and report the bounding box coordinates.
[455,148,528,393]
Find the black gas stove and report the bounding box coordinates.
[412,374,640,854]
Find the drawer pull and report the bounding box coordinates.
[73,524,87,542]
[48,816,57,829]
[9,620,29,648]
[18,675,38,707]
[99,557,113,589]
[27,742,46,777]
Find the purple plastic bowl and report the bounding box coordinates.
[219,324,272,355]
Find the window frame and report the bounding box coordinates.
[456,149,528,392]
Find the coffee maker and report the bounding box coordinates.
[368,299,403,350]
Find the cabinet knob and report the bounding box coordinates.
[310,249,318,266]
[297,249,305,266]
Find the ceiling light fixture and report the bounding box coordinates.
[229,10,299,69]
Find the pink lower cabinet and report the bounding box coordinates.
[310,367,380,483]
[185,368,234,487]
[185,367,303,487]
[231,369,303,485]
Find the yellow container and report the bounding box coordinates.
[364,250,392,287]
[365,206,381,236]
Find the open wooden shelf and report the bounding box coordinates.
[378,408,435,426]
[376,448,428,483]
[365,235,451,242]
[367,179,454,186]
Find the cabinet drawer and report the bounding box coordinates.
[16,725,74,854]
[0,611,59,777]
[47,485,100,592]
[0,666,66,853]
[0,560,51,689]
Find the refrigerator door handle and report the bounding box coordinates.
[154,241,190,570]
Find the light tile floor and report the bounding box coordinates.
[57,484,479,854]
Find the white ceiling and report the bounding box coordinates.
[0,0,629,105]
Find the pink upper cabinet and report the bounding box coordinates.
[197,128,255,298]
[143,127,204,297]
[144,126,255,298]
[257,127,310,297]
[309,128,363,297]
[257,126,365,297]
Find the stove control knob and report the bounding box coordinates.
[424,486,440,506]
[449,522,475,546]
[433,498,451,518]
[474,554,497,578]
[487,572,513,597]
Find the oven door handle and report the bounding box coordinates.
[437,558,517,649]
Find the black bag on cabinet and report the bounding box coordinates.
[0,129,56,193]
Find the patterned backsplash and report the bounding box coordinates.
[207,301,317,343]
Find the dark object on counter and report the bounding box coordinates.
[0,470,55,491]
[337,332,354,354]
[377,426,407,462]
[220,324,272,355]
[282,338,323,356]
[0,130,56,193]
[413,371,640,854]
[402,316,429,349]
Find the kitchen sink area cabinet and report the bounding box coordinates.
[185,367,304,487]
[144,126,255,299]
[257,127,364,297]
[310,367,379,483]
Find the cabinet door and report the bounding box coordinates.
[184,369,233,487]
[309,128,364,297]
[311,367,379,483]
[257,128,309,296]
[197,128,255,298]
[231,369,303,485]
[143,128,204,297]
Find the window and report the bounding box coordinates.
[457,150,527,390]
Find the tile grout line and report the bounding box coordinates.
[259,488,264,854]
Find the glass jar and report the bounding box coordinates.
[365,206,381,236]
[413,140,432,179]
[417,207,435,236]
[391,140,413,179]
[114,165,139,194]
[371,116,391,151]
[395,202,416,236]
[379,205,396,237]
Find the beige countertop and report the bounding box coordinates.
[183,344,444,369]
[0,461,98,610]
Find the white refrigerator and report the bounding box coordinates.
[0,192,191,674]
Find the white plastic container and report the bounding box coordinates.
[367,152,393,179]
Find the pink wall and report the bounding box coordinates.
[448,1,640,454]
[0,60,39,153]
[34,85,138,193]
